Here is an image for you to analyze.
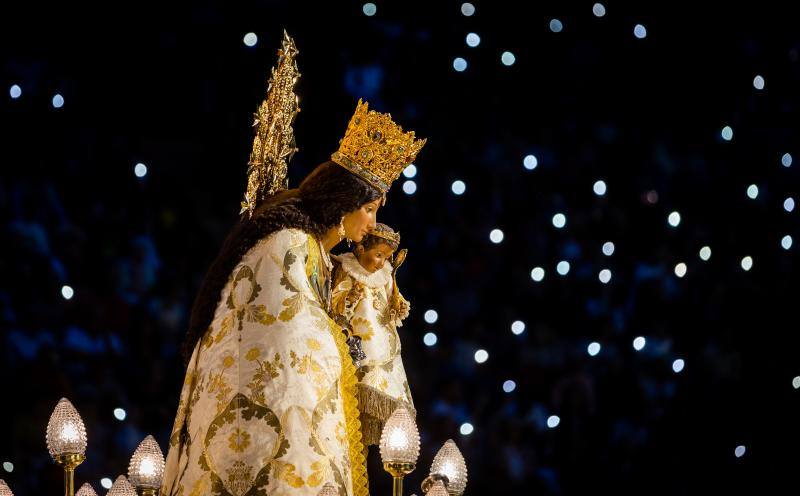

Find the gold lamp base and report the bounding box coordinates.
[138,488,158,496]
[54,453,85,496]
[383,462,415,496]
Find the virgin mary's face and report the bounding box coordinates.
[342,199,380,242]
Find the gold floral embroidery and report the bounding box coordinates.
[290,350,327,399]
[331,276,365,322]
[273,461,304,488]
[163,231,367,496]
[335,421,347,446]
[226,259,277,330]
[245,305,277,326]
[289,351,323,375]
[247,353,283,405]
[306,460,328,488]
[373,288,394,329]
[186,476,209,496]
[207,371,232,415]
[289,350,308,374]
[278,293,304,321]
[228,428,251,453]
[351,316,375,341]
[200,394,283,494]
[225,461,254,495]
[213,314,234,347]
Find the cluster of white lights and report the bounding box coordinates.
[36,14,787,464]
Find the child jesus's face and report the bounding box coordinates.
[355,242,396,273]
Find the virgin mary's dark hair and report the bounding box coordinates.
[181,161,382,362]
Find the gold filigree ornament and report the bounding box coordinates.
[241,30,302,217]
[332,99,426,195]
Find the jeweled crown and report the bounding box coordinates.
[331,99,426,193]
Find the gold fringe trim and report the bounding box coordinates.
[329,318,370,496]
[356,384,416,447]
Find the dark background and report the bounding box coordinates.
[2,1,799,494]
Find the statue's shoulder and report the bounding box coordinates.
[259,228,310,253]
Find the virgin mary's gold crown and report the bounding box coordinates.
[332,99,426,192]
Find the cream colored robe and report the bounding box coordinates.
[331,253,414,446]
[162,229,367,496]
